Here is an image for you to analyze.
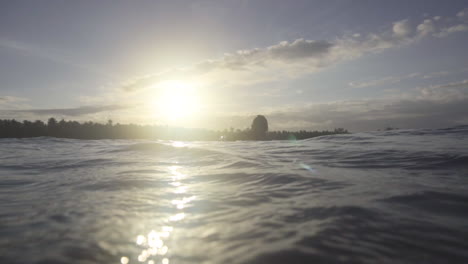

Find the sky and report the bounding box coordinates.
[0,0,467,132]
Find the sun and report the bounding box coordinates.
[153,80,201,121]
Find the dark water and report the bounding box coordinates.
[1,126,468,264]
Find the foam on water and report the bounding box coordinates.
[1,126,468,264]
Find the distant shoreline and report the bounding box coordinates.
[0,118,349,141]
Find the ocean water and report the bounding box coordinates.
[1,126,468,264]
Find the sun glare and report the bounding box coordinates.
[153,80,201,121]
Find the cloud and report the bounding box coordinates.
[0,96,30,110]
[431,8,468,38]
[431,79,468,89]
[349,67,468,88]
[419,80,468,101]
[247,96,468,132]
[122,39,334,91]
[393,19,412,38]
[0,38,114,78]
[4,83,467,132]
[217,78,468,132]
[349,76,401,88]
[123,8,468,92]
[13,105,129,117]
[434,24,468,38]
[349,73,420,88]
[215,97,468,132]
[267,39,333,60]
[0,96,26,103]
[416,19,436,36]
[457,8,468,18]
[422,70,451,79]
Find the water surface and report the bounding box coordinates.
[1,126,468,264]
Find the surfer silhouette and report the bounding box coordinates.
[251,115,268,140]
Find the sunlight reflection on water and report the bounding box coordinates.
[121,165,194,264]
[2,130,468,264]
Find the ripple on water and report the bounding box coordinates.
[0,128,468,264]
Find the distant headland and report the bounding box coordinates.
[0,116,348,141]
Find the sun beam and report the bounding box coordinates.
[153,80,201,122]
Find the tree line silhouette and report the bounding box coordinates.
[0,118,348,141]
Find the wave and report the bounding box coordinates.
[1,125,468,264]
[380,191,468,217]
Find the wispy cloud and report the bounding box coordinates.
[434,24,468,38]
[122,8,468,92]
[240,97,468,132]
[422,68,468,79]
[0,96,30,110]
[349,73,420,88]
[0,38,115,78]
[122,39,334,91]
[13,105,129,117]
[211,97,467,132]
[0,96,27,103]
[206,78,468,131]
[419,79,468,101]
[349,67,468,88]
[430,79,468,89]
